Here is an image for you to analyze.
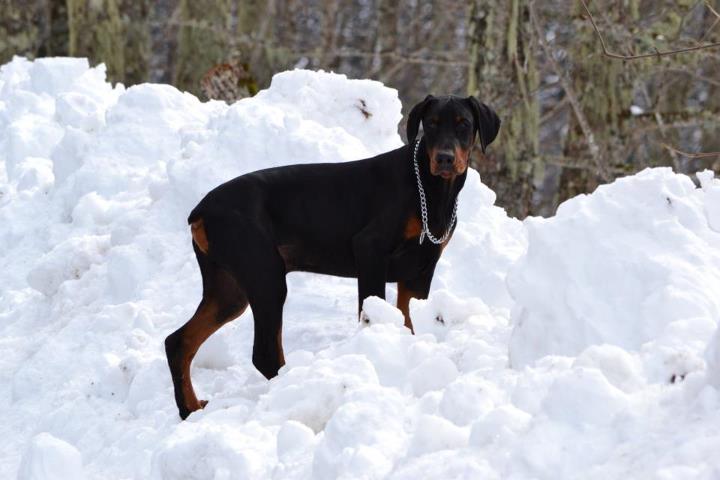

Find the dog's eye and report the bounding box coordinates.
[457,120,471,130]
[425,120,438,130]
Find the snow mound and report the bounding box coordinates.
[17,433,85,480]
[167,69,404,216]
[255,69,402,153]
[360,295,405,327]
[508,168,720,380]
[1,57,524,479]
[4,56,720,479]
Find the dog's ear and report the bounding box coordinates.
[467,97,500,153]
[406,95,434,145]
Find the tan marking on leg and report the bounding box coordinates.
[191,218,209,254]
[403,215,422,240]
[397,281,422,334]
[277,328,285,368]
[173,298,248,416]
[176,300,219,413]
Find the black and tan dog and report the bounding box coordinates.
[165,95,500,419]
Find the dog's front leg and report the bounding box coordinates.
[397,268,435,334]
[353,233,388,316]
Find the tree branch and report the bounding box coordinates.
[530,1,611,181]
[660,143,720,159]
[580,0,720,60]
[699,1,720,42]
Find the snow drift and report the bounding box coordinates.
[2,56,720,479]
[508,168,720,381]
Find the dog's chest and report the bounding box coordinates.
[388,238,438,280]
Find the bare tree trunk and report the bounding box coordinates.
[67,0,124,82]
[173,0,232,95]
[44,0,69,56]
[66,0,150,85]
[372,0,398,79]
[0,0,45,63]
[468,0,540,218]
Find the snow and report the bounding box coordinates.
[507,167,720,382]
[17,433,86,480]
[2,56,720,479]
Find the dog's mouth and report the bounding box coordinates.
[429,145,470,179]
[428,146,467,180]
[429,163,456,180]
[429,159,457,179]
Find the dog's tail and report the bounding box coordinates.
[187,210,199,225]
[188,203,206,225]
[187,206,210,255]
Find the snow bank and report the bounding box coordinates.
[508,168,720,382]
[0,57,524,479]
[3,56,720,480]
[17,433,85,480]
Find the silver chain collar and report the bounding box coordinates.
[412,140,458,245]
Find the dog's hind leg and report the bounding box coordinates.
[248,277,287,379]
[165,243,248,420]
[203,214,288,381]
[230,248,287,380]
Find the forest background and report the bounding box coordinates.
[3,0,720,217]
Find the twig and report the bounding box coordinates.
[330,50,469,66]
[699,1,720,42]
[706,1,720,22]
[529,1,611,181]
[580,0,720,60]
[632,119,719,135]
[660,143,720,159]
[495,79,560,113]
[654,67,720,88]
[540,97,569,123]
[151,20,470,67]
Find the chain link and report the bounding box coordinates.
[412,140,458,245]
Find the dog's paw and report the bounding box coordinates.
[179,399,208,420]
[359,296,405,328]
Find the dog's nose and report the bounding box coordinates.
[436,152,454,169]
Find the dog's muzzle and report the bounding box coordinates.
[435,151,455,178]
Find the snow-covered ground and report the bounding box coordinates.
[2,57,720,479]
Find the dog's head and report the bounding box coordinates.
[407,95,500,179]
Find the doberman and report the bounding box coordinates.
[165,95,500,419]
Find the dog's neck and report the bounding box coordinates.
[413,138,466,236]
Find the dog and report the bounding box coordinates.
[165,95,500,419]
